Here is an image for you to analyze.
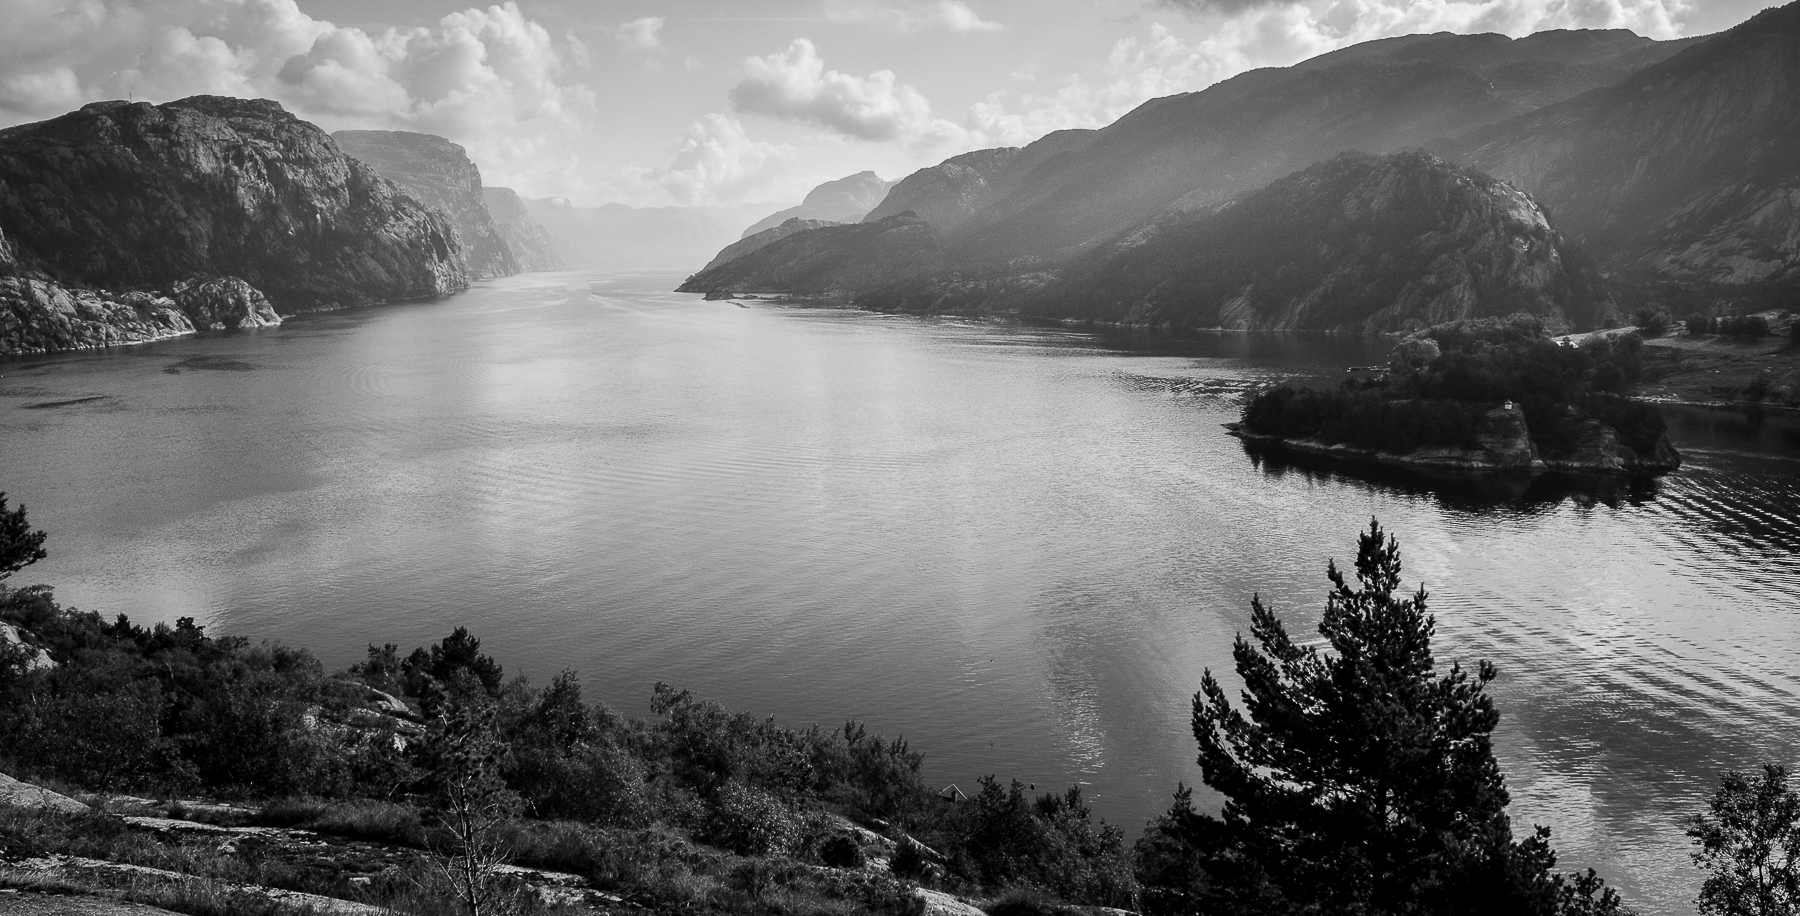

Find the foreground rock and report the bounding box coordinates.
[0,96,467,354]
[334,130,519,279]
[0,772,88,814]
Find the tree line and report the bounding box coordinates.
[2,494,1794,916]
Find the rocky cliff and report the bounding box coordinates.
[703,218,840,272]
[1445,1,1800,295]
[1026,151,1612,332]
[741,171,893,237]
[677,213,948,298]
[482,187,564,272]
[875,30,1690,265]
[0,96,467,353]
[334,130,518,279]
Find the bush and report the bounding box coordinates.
[706,780,803,856]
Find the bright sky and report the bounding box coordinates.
[0,0,1772,207]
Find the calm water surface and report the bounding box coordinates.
[4,271,1799,915]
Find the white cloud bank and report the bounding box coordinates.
[822,0,1005,32]
[615,16,666,51]
[729,38,965,146]
[0,0,593,199]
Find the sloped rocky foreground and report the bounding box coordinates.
[0,773,1023,916]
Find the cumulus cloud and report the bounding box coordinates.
[615,16,665,51]
[729,38,964,146]
[645,113,795,206]
[0,0,594,200]
[823,0,1004,31]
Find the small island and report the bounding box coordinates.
[1230,315,1682,477]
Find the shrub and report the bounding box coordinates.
[706,780,803,856]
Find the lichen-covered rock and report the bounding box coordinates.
[0,277,195,354]
[335,130,519,279]
[168,277,282,331]
[0,96,468,318]
[481,187,564,272]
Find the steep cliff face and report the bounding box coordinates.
[0,96,468,315]
[1446,1,1800,290]
[334,130,518,279]
[874,30,1688,264]
[677,213,948,297]
[703,218,839,272]
[482,187,564,272]
[1031,151,1612,332]
[741,172,893,237]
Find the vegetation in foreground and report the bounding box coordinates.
[1,495,1794,916]
[1240,314,1669,463]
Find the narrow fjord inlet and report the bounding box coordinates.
[6,272,1799,914]
[3,2,1800,914]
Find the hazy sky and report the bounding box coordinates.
[0,0,1774,208]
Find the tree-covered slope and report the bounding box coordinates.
[891,29,1691,264]
[678,213,948,297]
[1445,0,1800,292]
[1027,150,1612,333]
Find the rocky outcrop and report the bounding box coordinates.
[741,171,893,237]
[0,97,467,324]
[1445,1,1800,292]
[703,218,839,272]
[481,187,563,272]
[0,771,88,814]
[0,275,281,355]
[1541,419,1684,474]
[167,277,282,331]
[333,130,518,279]
[1029,151,1613,332]
[677,212,948,298]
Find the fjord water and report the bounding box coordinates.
[5,272,1799,913]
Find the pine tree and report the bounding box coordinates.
[0,492,48,583]
[1178,520,1591,915]
[1690,764,1800,916]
